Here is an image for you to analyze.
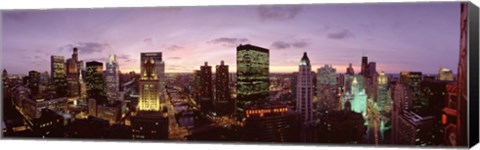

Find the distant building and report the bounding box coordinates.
[86,61,106,104]
[66,48,80,97]
[377,72,390,113]
[400,72,424,110]
[51,55,68,97]
[296,52,314,125]
[438,68,454,81]
[317,64,338,115]
[105,54,120,103]
[244,103,301,142]
[215,60,231,115]
[199,62,213,113]
[346,63,355,75]
[236,44,269,120]
[28,70,41,97]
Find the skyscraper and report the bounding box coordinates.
[199,62,213,113]
[317,64,338,115]
[105,54,120,103]
[236,44,269,120]
[215,60,231,115]
[296,52,313,125]
[51,55,68,97]
[400,72,424,110]
[377,72,390,113]
[140,52,165,94]
[132,52,168,140]
[361,55,368,76]
[138,54,160,111]
[86,61,106,104]
[66,48,80,97]
[28,70,41,97]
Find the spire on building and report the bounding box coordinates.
[300,52,310,66]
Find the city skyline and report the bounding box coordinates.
[2,2,460,74]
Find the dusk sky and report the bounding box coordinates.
[1,2,461,74]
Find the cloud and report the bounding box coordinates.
[327,30,355,40]
[144,38,153,45]
[257,5,302,21]
[117,54,134,62]
[166,45,184,51]
[60,42,110,54]
[207,37,249,47]
[270,39,310,50]
[271,41,291,50]
[168,57,181,60]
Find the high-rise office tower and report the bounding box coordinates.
[138,54,160,111]
[400,72,424,110]
[236,44,269,120]
[132,53,168,140]
[51,55,68,97]
[317,64,338,115]
[377,72,389,112]
[106,54,120,103]
[86,61,106,104]
[215,60,231,115]
[66,48,80,97]
[361,55,368,76]
[391,82,412,144]
[296,52,313,125]
[438,68,454,81]
[140,52,165,94]
[199,62,213,113]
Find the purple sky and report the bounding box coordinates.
[1,2,461,74]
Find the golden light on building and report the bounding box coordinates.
[245,107,288,118]
[138,55,160,111]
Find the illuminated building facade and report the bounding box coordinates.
[105,54,120,103]
[236,44,269,119]
[377,72,390,113]
[51,55,68,97]
[317,64,338,115]
[66,48,80,97]
[86,61,106,104]
[296,52,313,124]
[343,75,367,116]
[438,68,454,81]
[400,72,424,110]
[199,62,213,113]
[138,53,160,111]
[244,103,301,142]
[140,52,165,94]
[215,60,231,115]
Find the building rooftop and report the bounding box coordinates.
[237,44,269,53]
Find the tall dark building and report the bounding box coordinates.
[236,44,269,120]
[28,70,41,97]
[243,103,301,142]
[400,72,424,110]
[456,3,468,146]
[215,60,231,115]
[86,61,106,104]
[361,55,368,76]
[198,62,213,113]
[346,63,355,75]
[66,48,80,97]
[2,69,11,108]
